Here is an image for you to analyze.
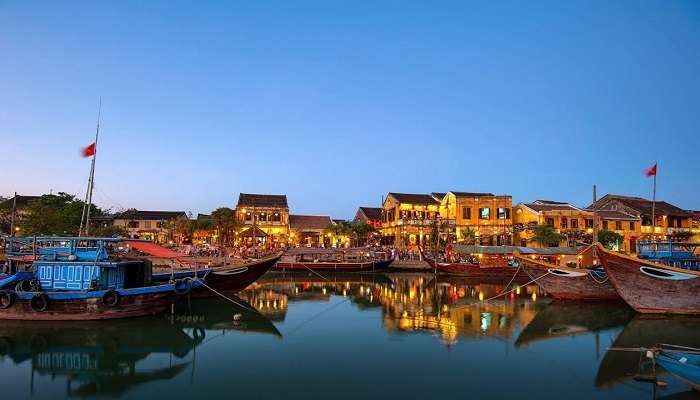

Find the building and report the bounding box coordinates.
[235,193,290,244]
[354,207,383,229]
[0,195,40,235]
[590,194,693,241]
[381,193,440,247]
[440,192,513,245]
[289,214,333,247]
[692,211,700,245]
[514,200,591,247]
[113,210,189,244]
[589,208,642,253]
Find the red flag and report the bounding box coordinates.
[82,142,96,157]
[644,163,657,177]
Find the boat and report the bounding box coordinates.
[421,245,529,279]
[0,237,204,321]
[596,243,700,315]
[653,346,700,391]
[637,240,700,270]
[514,254,620,300]
[515,301,633,348]
[274,247,394,272]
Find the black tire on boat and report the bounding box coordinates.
[192,327,206,343]
[102,290,120,307]
[174,278,192,295]
[0,291,15,309]
[30,293,49,312]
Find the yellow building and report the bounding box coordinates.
[590,194,693,242]
[440,192,513,245]
[591,209,642,253]
[235,193,290,244]
[381,192,440,248]
[289,214,333,247]
[514,200,592,247]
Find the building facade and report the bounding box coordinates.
[381,193,440,248]
[514,200,592,247]
[112,210,189,244]
[235,193,290,244]
[441,192,513,245]
[354,207,383,230]
[289,214,333,247]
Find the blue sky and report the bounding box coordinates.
[1,1,699,218]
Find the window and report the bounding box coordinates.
[585,219,593,228]
[603,221,609,230]
[629,221,635,230]
[144,220,152,229]
[245,212,252,221]
[615,221,622,230]
[571,218,579,229]
[258,213,267,222]
[462,207,471,219]
[157,221,165,228]
[127,221,139,228]
[497,207,510,220]
[479,208,490,220]
[561,217,568,229]
[546,217,554,226]
[271,212,281,222]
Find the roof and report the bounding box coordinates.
[694,211,700,222]
[0,195,41,210]
[236,193,289,209]
[290,215,332,230]
[114,210,188,220]
[196,213,212,221]
[587,209,639,221]
[357,207,383,220]
[431,192,447,201]
[521,201,581,213]
[240,225,268,238]
[449,191,497,197]
[387,192,439,205]
[592,194,693,218]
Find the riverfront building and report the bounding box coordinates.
[514,200,592,247]
[354,207,383,230]
[289,214,332,247]
[235,193,290,245]
[112,210,189,244]
[439,192,513,246]
[381,193,440,247]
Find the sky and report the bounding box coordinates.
[1,0,699,218]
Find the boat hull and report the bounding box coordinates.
[597,244,700,315]
[274,258,393,272]
[518,258,620,301]
[425,258,528,279]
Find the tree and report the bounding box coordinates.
[211,207,240,246]
[349,221,375,246]
[530,225,563,247]
[459,227,477,245]
[19,192,101,236]
[598,230,624,249]
[91,224,128,238]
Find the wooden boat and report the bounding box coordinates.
[653,346,700,391]
[514,254,620,300]
[515,301,633,348]
[596,243,700,315]
[151,252,283,296]
[0,237,205,321]
[423,253,528,279]
[274,248,394,272]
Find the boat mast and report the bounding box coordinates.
[651,161,657,239]
[79,100,101,237]
[9,191,17,237]
[592,185,598,244]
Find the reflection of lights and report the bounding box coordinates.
[295,287,299,294]
[532,292,537,301]
[322,288,327,295]
[478,292,484,301]
[480,312,491,331]
[515,286,521,295]
[343,289,347,296]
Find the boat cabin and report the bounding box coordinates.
[6,237,152,291]
[637,240,700,270]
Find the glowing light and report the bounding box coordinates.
[479,292,484,301]
[532,292,537,301]
[515,286,521,295]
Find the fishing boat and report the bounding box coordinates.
[596,243,700,315]
[637,240,700,270]
[651,346,700,391]
[0,237,204,321]
[514,254,620,300]
[274,248,393,272]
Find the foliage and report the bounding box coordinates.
[458,227,477,245]
[529,224,563,247]
[91,224,128,238]
[19,192,101,236]
[211,207,240,246]
[597,230,624,249]
[566,262,578,269]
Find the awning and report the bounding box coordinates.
[240,226,268,238]
[126,240,182,258]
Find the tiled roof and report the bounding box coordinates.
[450,191,497,197]
[358,207,383,220]
[523,202,580,212]
[431,192,447,201]
[114,210,188,220]
[236,193,289,209]
[196,213,212,221]
[592,194,693,218]
[290,214,332,230]
[0,195,41,210]
[388,192,439,205]
[533,200,568,205]
[588,209,639,221]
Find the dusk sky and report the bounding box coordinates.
[1,1,699,218]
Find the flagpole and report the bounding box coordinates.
[84,100,101,236]
[651,162,657,238]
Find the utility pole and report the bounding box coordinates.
[592,185,598,244]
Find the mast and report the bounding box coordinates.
[9,192,17,237]
[592,185,598,244]
[651,162,657,238]
[79,100,101,237]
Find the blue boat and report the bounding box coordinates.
[654,346,700,391]
[0,237,206,321]
[637,240,700,271]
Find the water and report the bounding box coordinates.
[1,272,699,400]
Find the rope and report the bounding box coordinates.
[588,269,609,285]
[285,297,351,336]
[299,263,330,281]
[451,271,552,310]
[198,280,257,312]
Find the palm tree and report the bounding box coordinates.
[211,207,240,246]
[530,225,563,247]
[459,227,477,245]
